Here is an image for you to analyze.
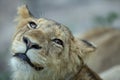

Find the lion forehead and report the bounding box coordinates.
[35,18,73,39]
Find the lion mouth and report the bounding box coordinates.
[13,53,44,71]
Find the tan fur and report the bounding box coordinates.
[70,65,102,80]
[81,27,120,73]
[10,5,102,80]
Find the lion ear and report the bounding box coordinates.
[81,39,96,53]
[17,5,33,19]
[74,39,96,59]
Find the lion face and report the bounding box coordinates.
[11,17,72,70]
[10,5,96,80]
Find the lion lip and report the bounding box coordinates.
[13,53,44,71]
[13,53,29,61]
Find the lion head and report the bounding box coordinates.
[10,5,96,80]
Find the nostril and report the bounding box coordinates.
[23,37,29,45]
[31,44,42,49]
[23,37,41,49]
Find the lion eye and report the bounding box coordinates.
[52,38,64,47]
[28,21,37,29]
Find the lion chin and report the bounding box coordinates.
[10,5,101,80]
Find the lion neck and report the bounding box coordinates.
[69,64,102,80]
[12,65,102,80]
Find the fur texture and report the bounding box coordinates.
[10,5,101,80]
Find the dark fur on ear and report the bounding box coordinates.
[17,5,33,20]
[81,39,96,53]
[72,38,96,60]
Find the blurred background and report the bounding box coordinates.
[0,0,120,80]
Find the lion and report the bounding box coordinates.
[80,27,120,73]
[10,5,102,80]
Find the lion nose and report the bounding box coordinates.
[23,37,42,49]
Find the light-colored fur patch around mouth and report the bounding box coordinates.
[13,53,44,71]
